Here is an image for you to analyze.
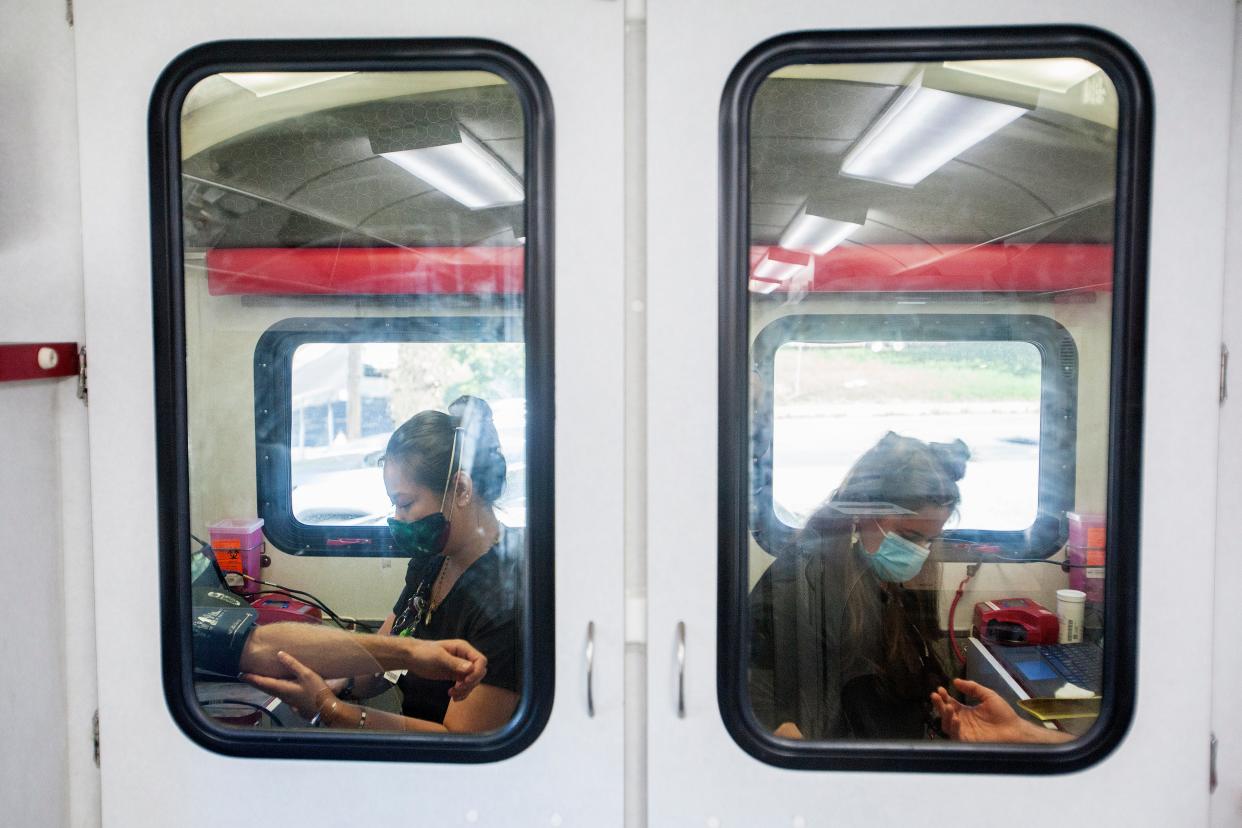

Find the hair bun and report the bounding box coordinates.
[448,395,494,426]
[929,439,970,481]
[447,395,506,503]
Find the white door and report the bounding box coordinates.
[1213,12,1242,824]
[77,1,625,824]
[648,0,1232,823]
[70,0,1237,821]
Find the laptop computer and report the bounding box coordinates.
[990,642,1103,696]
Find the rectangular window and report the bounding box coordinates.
[254,316,527,555]
[773,339,1041,531]
[720,29,1150,773]
[288,341,525,528]
[750,313,1076,558]
[153,40,553,762]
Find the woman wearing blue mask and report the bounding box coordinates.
[257,395,520,734]
[748,431,970,741]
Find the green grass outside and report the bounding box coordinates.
[774,343,1041,406]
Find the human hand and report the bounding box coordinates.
[407,639,488,701]
[932,679,1019,742]
[931,678,1072,744]
[243,650,334,719]
[774,721,804,740]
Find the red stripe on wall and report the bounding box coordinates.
[204,243,1112,296]
[751,243,1113,293]
[205,247,525,296]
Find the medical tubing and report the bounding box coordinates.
[242,576,380,631]
[947,570,974,668]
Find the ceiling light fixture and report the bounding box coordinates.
[841,71,1027,188]
[941,59,1101,94]
[779,201,867,255]
[752,248,812,283]
[379,124,524,210]
[221,72,355,97]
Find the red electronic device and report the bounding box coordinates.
[247,594,323,626]
[972,597,1059,645]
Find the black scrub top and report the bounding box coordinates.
[748,540,945,740]
[390,535,521,723]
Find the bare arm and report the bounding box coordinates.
[246,651,517,734]
[322,684,518,734]
[324,614,404,700]
[239,620,486,699]
[441,684,519,733]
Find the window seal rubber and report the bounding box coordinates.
[717,24,1151,774]
[150,37,555,763]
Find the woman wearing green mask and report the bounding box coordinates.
[748,431,969,740]
[256,395,520,734]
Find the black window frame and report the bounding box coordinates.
[751,313,1078,560]
[718,26,1151,773]
[151,38,555,762]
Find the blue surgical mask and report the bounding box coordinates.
[862,530,930,583]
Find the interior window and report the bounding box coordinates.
[773,339,1040,530]
[253,316,526,553]
[722,37,1146,771]
[289,341,526,528]
[155,45,552,761]
[751,314,1075,557]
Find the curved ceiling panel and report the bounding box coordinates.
[749,76,1116,249]
[182,82,524,250]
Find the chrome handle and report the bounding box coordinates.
[676,620,686,718]
[585,620,595,718]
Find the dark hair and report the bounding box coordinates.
[799,432,968,538]
[384,395,507,505]
[841,430,966,507]
[799,432,971,712]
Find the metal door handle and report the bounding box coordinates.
[585,620,595,717]
[676,620,686,718]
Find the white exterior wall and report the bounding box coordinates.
[1,0,1239,823]
[0,0,97,825]
[1212,9,1242,826]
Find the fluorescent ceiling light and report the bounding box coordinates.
[841,72,1027,187]
[221,72,355,97]
[483,226,526,246]
[779,205,865,255]
[941,59,1100,94]
[753,250,811,283]
[381,125,523,210]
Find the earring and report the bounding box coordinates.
[850,521,860,547]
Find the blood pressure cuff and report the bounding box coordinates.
[191,605,259,679]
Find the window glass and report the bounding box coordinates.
[168,62,547,753]
[738,53,1127,757]
[772,340,1040,531]
[290,341,526,528]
